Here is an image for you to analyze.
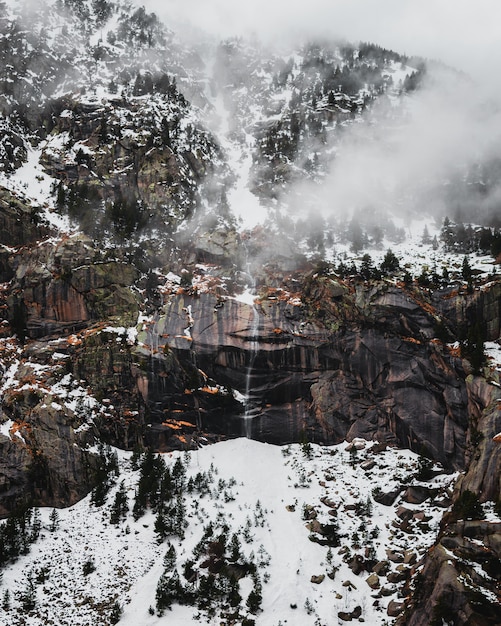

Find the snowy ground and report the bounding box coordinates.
[0,438,463,626]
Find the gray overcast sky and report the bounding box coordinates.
[143,0,501,84]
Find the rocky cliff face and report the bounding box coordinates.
[2,200,499,514]
[147,279,470,471]
[399,377,501,626]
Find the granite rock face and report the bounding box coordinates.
[0,384,97,515]
[143,282,471,470]
[6,233,140,338]
[399,378,501,626]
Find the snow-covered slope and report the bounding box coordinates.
[0,438,463,625]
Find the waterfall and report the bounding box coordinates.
[243,302,260,438]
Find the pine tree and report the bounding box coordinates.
[163,544,176,570]
[229,533,242,563]
[110,481,128,524]
[246,574,263,614]
[49,508,59,532]
[18,571,36,611]
[380,248,400,274]
[360,253,373,279]
[421,225,431,244]
[461,255,472,281]
[2,589,10,611]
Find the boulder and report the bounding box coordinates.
[387,600,405,617]
[311,574,325,584]
[366,573,380,589]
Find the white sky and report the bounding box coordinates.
[143,0,501,84]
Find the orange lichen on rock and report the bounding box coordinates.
[10,421,31,437]
[199,386,220,394]
[446,344,462,358]
[402,336,422,345]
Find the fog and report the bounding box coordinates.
[283,66,501,225]
[138,0,501,229]
[143,0,501,86]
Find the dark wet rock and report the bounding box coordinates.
[338,605,362,621]
[387,600,405,617]
[373,487,403,506]
[0,387,98,515]
[400,378,501,626]
[402,486,438,504]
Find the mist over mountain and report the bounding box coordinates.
[0,1,500,625]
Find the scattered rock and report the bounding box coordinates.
[403,550,417,565]
[366,573,380,589]
[373,560,390,575]
[402,485,437,504]
[380,586,395,597]
[387,600,405,617]
[342,580,357,590]
[396,506,414,521]
[348,554,366,575]
[338,606,362,621]
[373,487,402,506]
[387,570,408,583]
[361,459,376,471]
[311,574,325,584]
[386,550,405,563]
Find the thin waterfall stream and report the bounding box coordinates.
[243,302,260,438]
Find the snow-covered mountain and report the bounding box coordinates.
[0,1,500,625]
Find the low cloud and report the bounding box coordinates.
[140,0,501,227]
[284,65,501,226]
[143,0,501,83]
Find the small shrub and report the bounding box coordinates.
[83,559,96,576]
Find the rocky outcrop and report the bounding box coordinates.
[6,234,140,338]
[39,94,228,239]
[398,378,501,625]
[0,187,52,250]
[0,385,98,515]
[434,282,501,342]
[140,280,472,469]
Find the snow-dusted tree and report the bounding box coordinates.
[49,508,59,532]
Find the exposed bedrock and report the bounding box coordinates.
[0,385,98,515]
[399,379,501,626]
[151,285,472,470]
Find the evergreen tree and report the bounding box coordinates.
[421,225,431,245]
[18,571,36,611]
[461,255,472,281]
[360,253,373,280]
[156,570,183,615]
[380,248,400,274]
[246,574,263,614]
[49,508,59,532]
[110,481,128,524]
[2,589,10,611]
[163,544,176,570]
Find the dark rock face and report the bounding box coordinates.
[0,385,97,515]
[144,283,471,470]
[400,378,501,626]
[0,187,52,250]
[6,234,140,338]
[434,283,501,342]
